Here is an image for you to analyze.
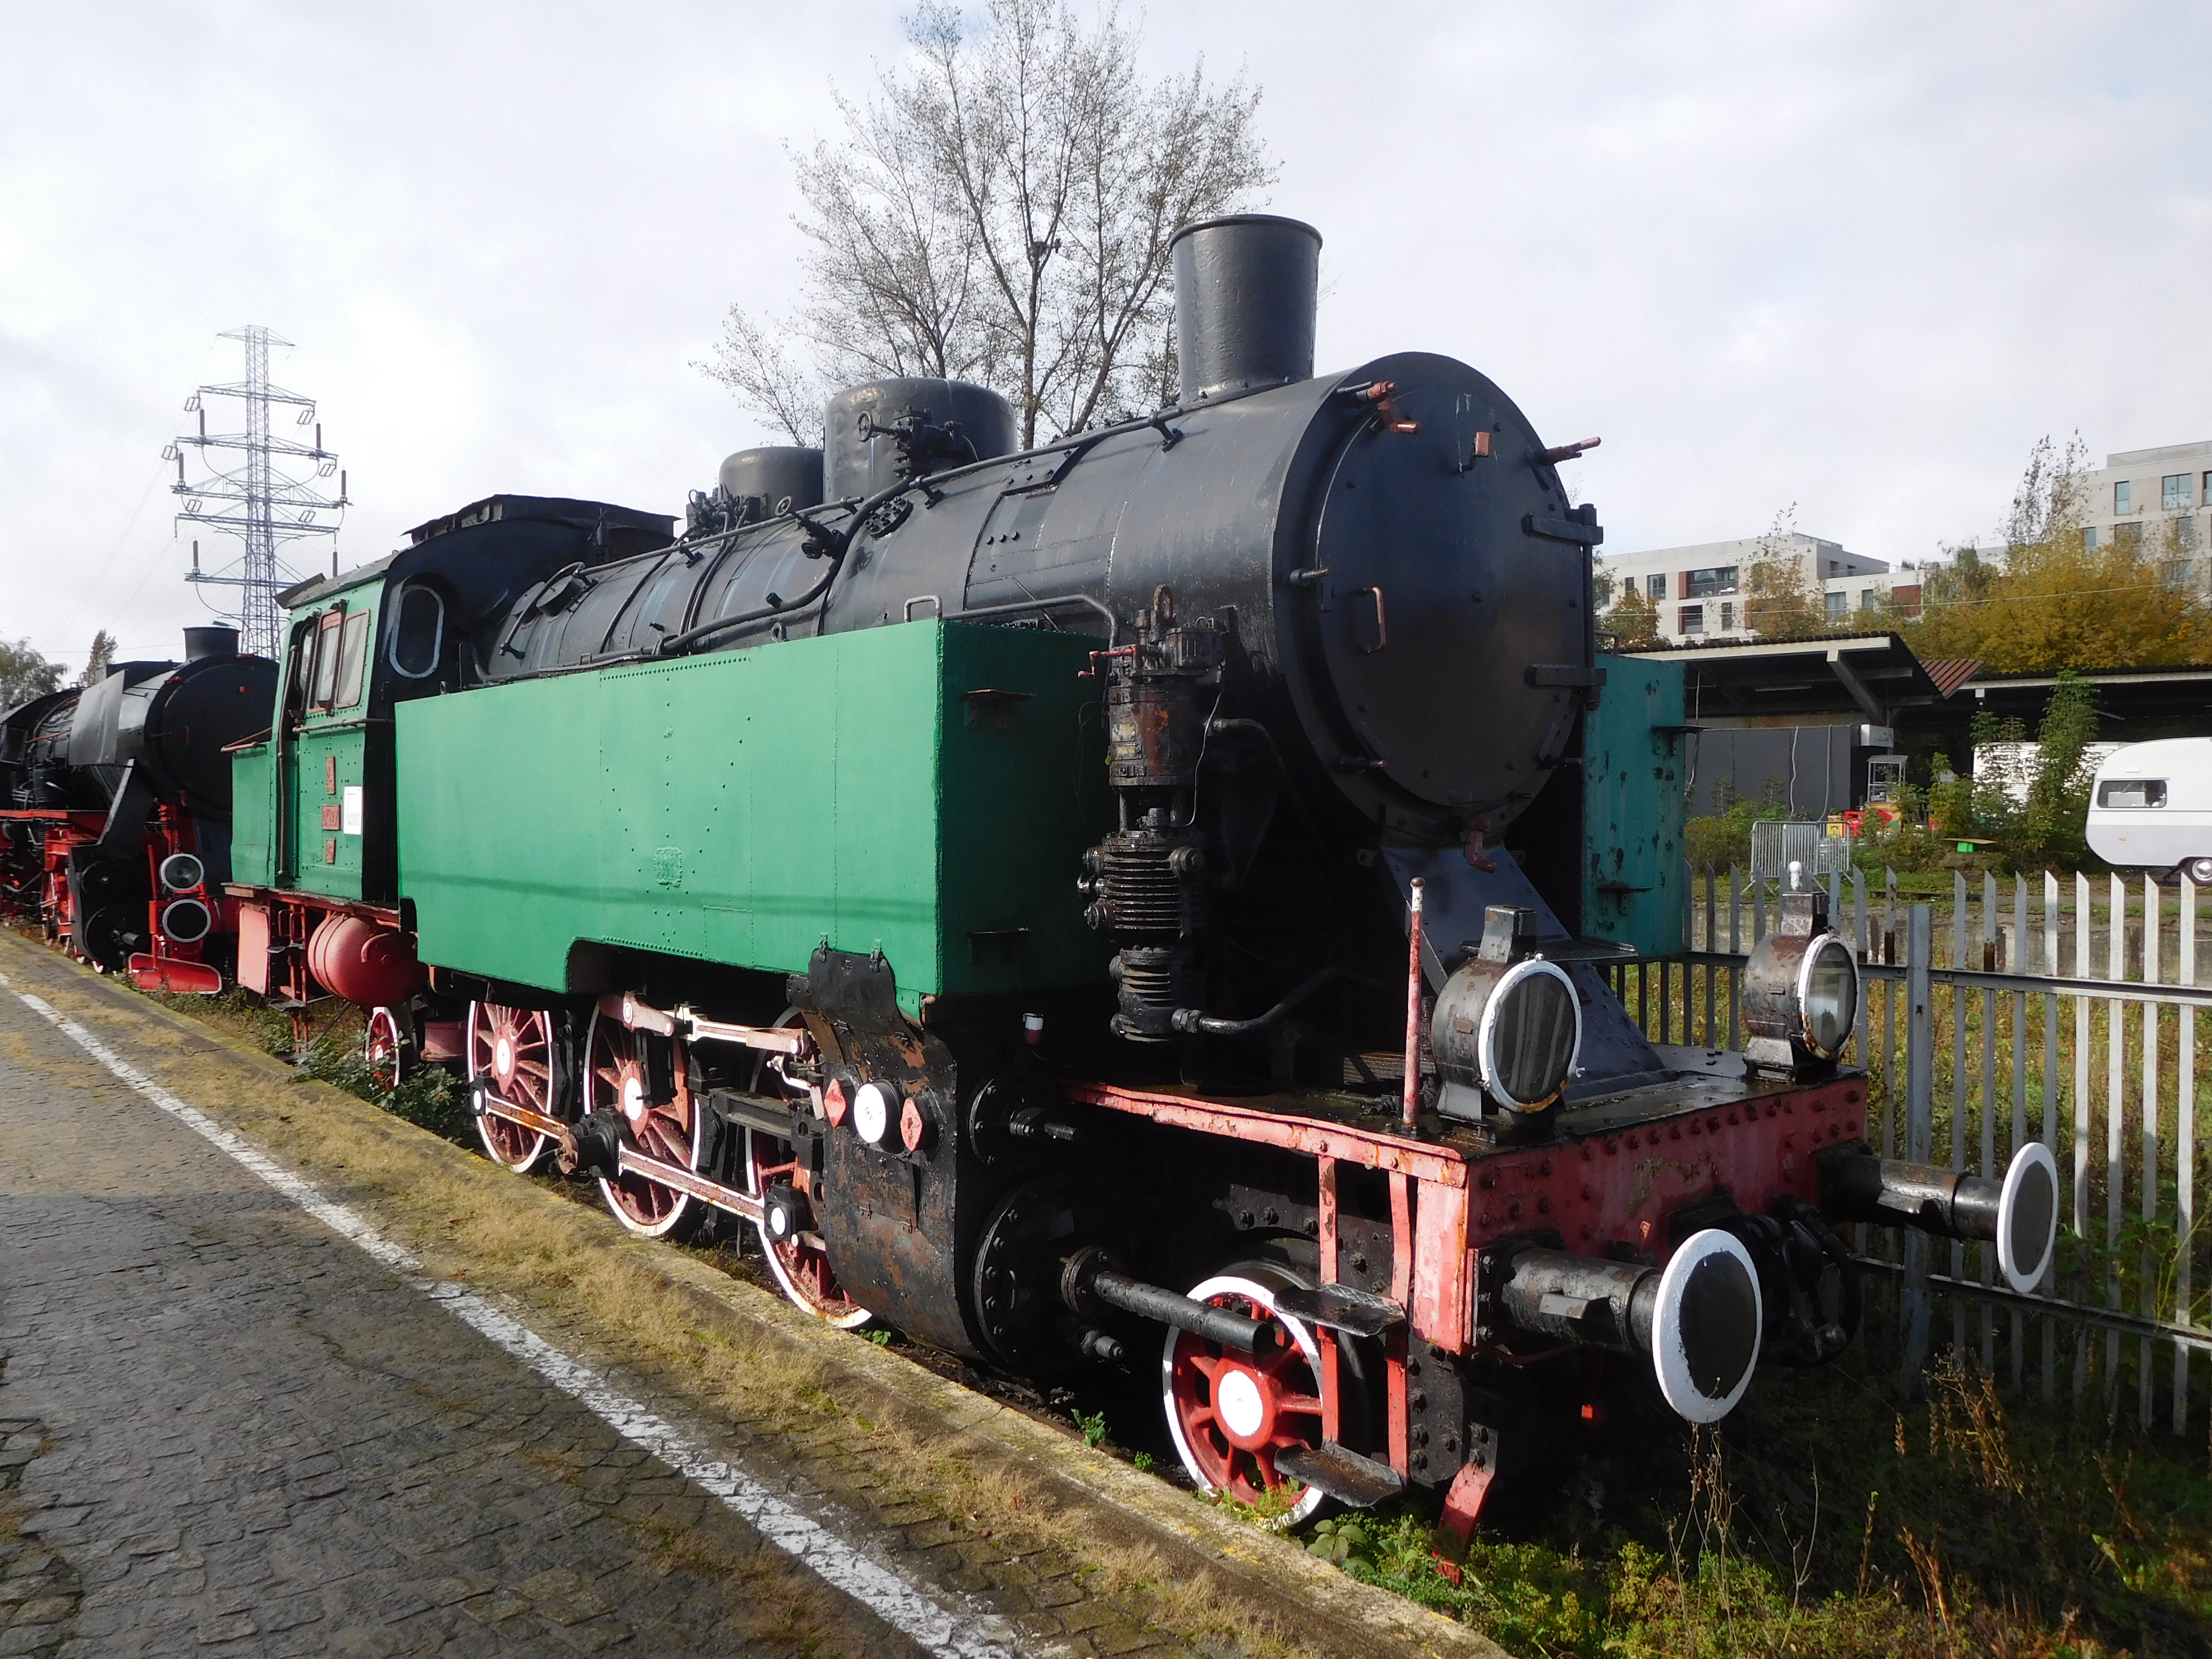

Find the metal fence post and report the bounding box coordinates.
[1981,871,1999,1370]
[2180,875,2199,1435]
[2108,874,2126,1403]
[1727,864,1742,1050]
[1702,868,1717,1044]
[1900,902,1934,1396]
[2012,873,2030,1392]
[2074,871,2092,1406]
[2044,869,2061,1405]
[1852,868,1868,1070]
[1953,871,1970,1359]
[2144,873,2162,1429]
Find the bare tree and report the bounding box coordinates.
[1743,505,1827,640]
[701,0,1275,450]
[2002,432,2090,553]
[80,630,116,688]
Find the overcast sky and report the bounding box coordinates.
[2,2,2206,668]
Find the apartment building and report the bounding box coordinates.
[2077,439,2212,586]
[1596,532,1914,643]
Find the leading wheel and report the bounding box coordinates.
[364,1006,409,1093]
[585,1007,704,1240]
[2187,857,2212,887]
[1162,1262,1329,1525]
[468,1001,557,1172]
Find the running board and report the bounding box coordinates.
[1272,1442,1406,1508]
[1270,1283,1407,1338]
[617,1144,766,1226]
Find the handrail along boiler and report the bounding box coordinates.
[222,215,2059,1538]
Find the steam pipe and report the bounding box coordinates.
[1169,967,1358,1037]
[652,470,936,659]
[652,547,847,657]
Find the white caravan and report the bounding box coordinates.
[2086,738,2212,883]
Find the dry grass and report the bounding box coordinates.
[0,934,1479,1659]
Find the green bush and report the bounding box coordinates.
[1960,673,2102,873]
[1683,777,1790,874]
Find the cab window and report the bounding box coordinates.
[2098,779,2167,809]
[309,609,344,706]
[284,618,317,721]
[389,583,445,679]
[332,611,372,710]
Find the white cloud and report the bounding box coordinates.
[2,1,2206,664]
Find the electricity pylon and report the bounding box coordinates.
[166,325,349,660]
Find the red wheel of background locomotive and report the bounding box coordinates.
[584,1007,703,1240]
[467,1001,557,1173]
[364,1006,407,1093]
[1161,1266,1329,1525]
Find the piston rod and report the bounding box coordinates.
[1060,1250,1282,1354]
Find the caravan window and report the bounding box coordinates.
[2098,779,2167,809]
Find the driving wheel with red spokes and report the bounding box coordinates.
[742,1125,871,1328]
[364,1006,408,1093]
[1162,1264,1329,1525]
[585,1006,703,1240]
[468,1001,558,1172]
[740,1011,868,1328]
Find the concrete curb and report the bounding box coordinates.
[0,934,1509,1659]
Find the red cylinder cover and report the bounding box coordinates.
[306,915,427,1009]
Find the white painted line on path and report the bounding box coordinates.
[2,974,1020,1659]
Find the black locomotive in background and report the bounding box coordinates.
[1,626,273,987]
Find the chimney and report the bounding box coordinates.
[1169,215,1322,406]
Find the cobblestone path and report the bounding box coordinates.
[0,982,1019,1658]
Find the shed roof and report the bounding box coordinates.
[1627,632,1967,725]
